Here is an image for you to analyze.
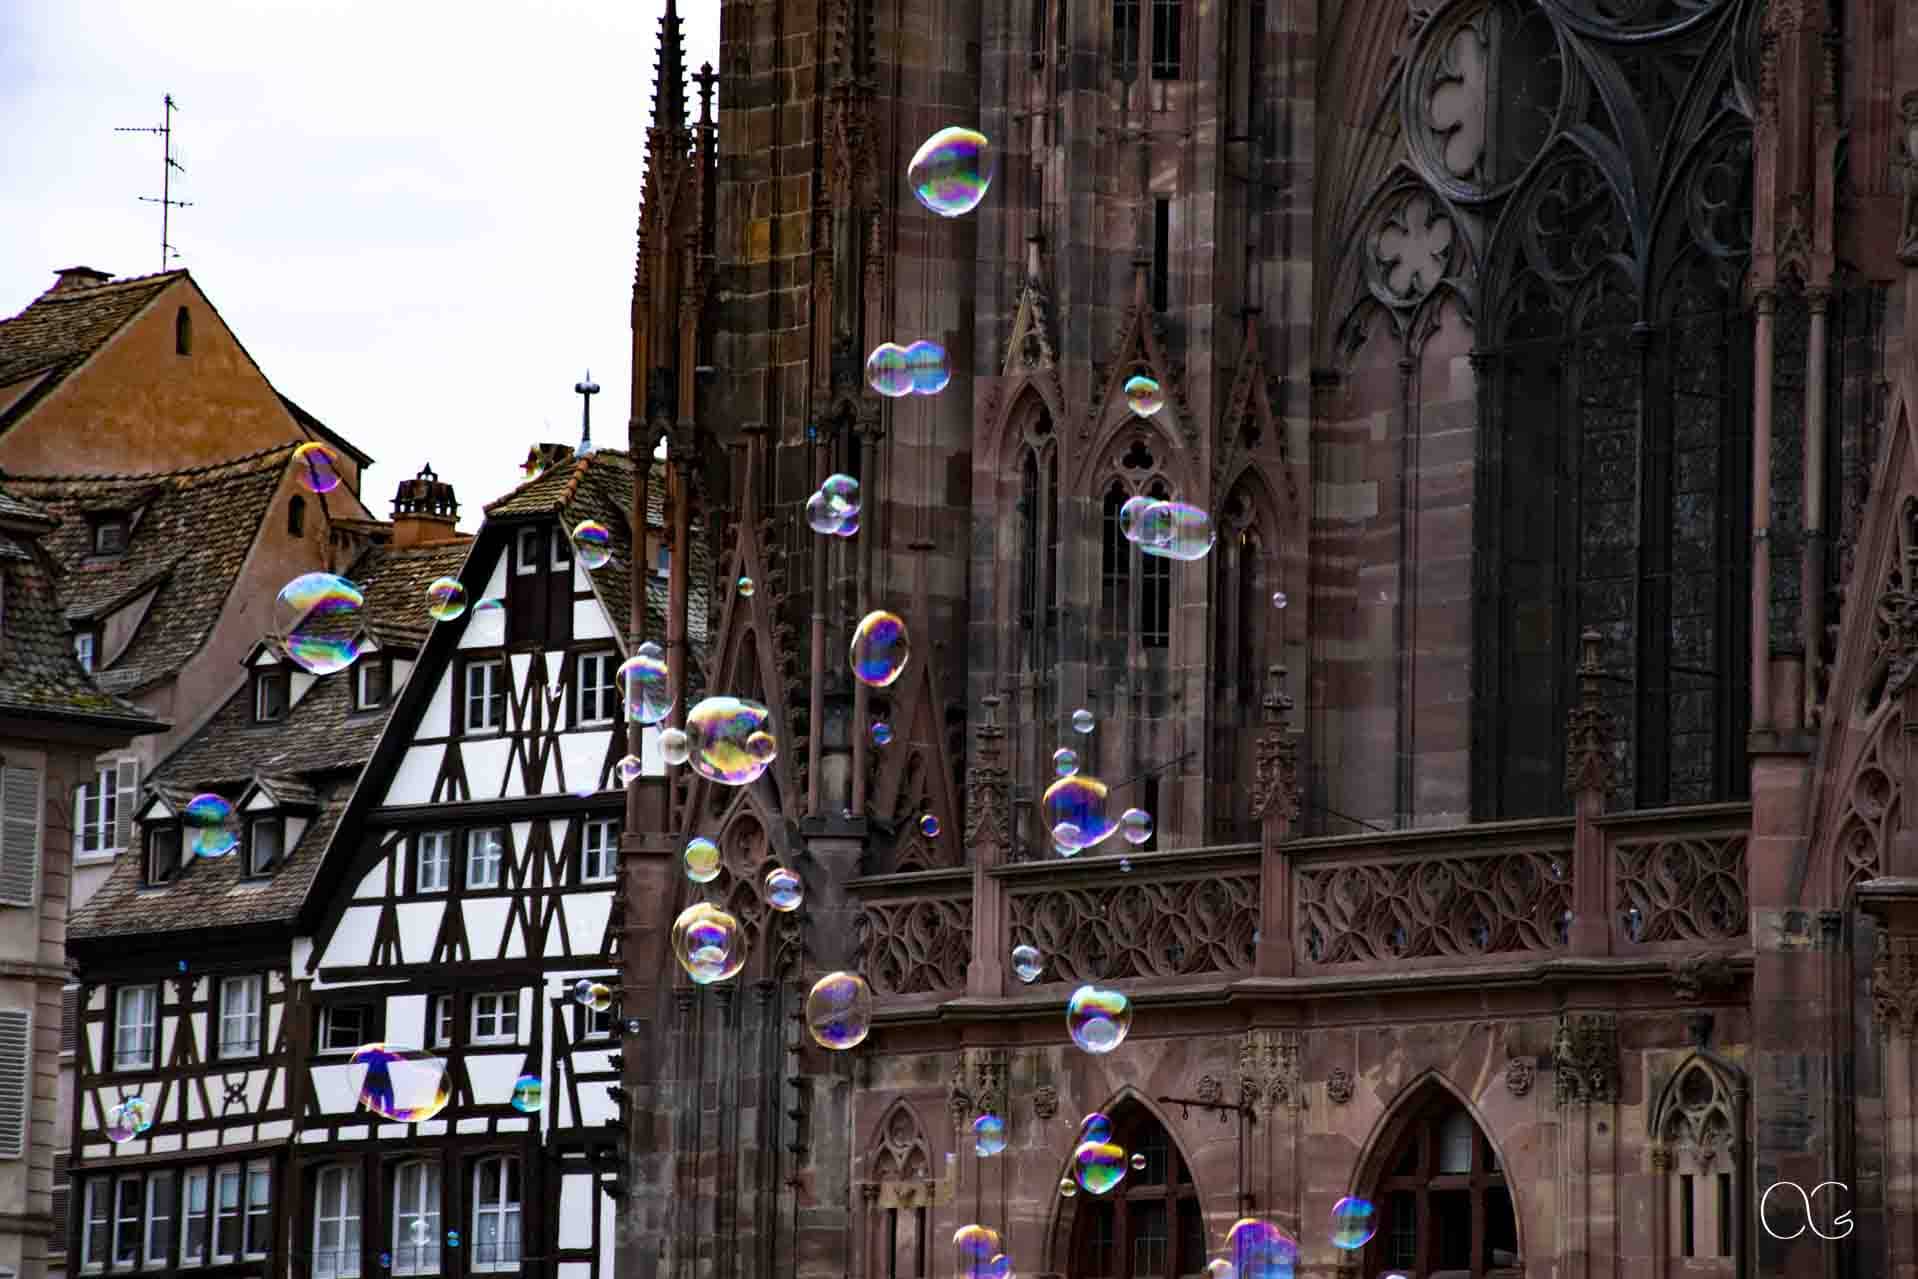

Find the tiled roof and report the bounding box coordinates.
[0,524,163,729]
[0,271,185,432]
[0,484,53,527]
[69,786,349,943]
[149,539,472,790]
[7,446,297,694]
[276,392,375,469]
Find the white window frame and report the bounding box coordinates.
[391,1161,442,1277]
[144,1169,174,1268]
[514,528,542,576]
[179,1169,208,1268]
[356,660,389,711]
[82,1177,111,1272]
[75,631,96,672]
[464,661,504,734]
[416,832,451,894]
[113,1174,143,1268]
[582,1001,613,1041]
[211,1166,241,1264]
[313,1165,361,1279]
[579,818,617,884]
[574,652,617,725]
[254,671,289,723]
[549,526,572,571]
[247,818,283,877]
[242,1160,271,1259]
[465,828,504,891]
[431,996,454,1049]
[217,976,262,1061]
[73,765,117,856]
[113,985,157,1071]
[469,1157,520,1274]
[318,1005,369,1055]
[469,993,519,1046]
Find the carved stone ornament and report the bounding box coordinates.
[964,698,1011,855]
[1896,91,1918,266]
[947,1049,1011,1129]
[1251,667,1302,824]
[1878,546,1918,703]
[1196,1075,1223,1106]
[1553,1013,1619,1106]
[1872,933,1918,1039]
[1505,1057,1535,1098]
[1032,1085,1059,1121]
[1670,951,1739,1002]
[1565,629,1617,796]
[1238,1029,1302,1114]
[1325,1068,1355,1105]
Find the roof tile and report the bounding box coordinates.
[0,272,184,431]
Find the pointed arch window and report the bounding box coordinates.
[1063,1104,1203,1276]
[1213,481,1274,836]
[1362,1091,1519,1277]
[867,1105,932,1279]
[1652,1056,1743,1264]
[1014,425,1059,672]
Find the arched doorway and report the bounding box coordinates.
[1055,1102,1205,1277]
[1360,1083,1521,1278]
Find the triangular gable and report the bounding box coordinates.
[1087,267,1191,452]
[1210,314,1299,510]
[867,641,963,871]
[136,787,191,823]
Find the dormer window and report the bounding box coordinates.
[246,817,283,877]
[515,528,542,576]
[356,661,390,710]
[74,631,96,673]
[549,527,572,571]
[144,825,181,887]
[255,671,289,723]
[93,519,128,556]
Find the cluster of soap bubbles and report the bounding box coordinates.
[865,340,953,399]
[952,1224,1012,1279]
[104,1096,153,1143]
[352,1044,452,1123]
[572,978,613,1012]
[805,473,862,538]
[1117,493,1217,561]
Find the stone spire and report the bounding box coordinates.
[653,0,686,135]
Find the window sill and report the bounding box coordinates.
[469,1036,518,1048]
[75,850,121,866]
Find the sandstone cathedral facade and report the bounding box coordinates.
[613,0,1918,1274]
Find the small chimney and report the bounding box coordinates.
[50,266,112,294]
[390,463,460,547]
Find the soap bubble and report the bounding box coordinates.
[908,127,993,217]
[1066,985,1132,1054]
[954,1225,1003,1276]
[764,865,804,912]
[1044,774,1116,851]
[1129,1151,1147,1171]
[1136,501,1217,561]
[972,1112,1007,1156]
[1052,824,1083,853]
[671,902,746,984]
[445,1232,460,1249]
[571,978,597,1006]
[572,520,612,569]
[474,596,505,615]
[806,490,851,534]
[919,813,940,837]
[185,792,239,858]
[275,572,366,676]
[850,611,909,687]
[1118,495,1156,542]
[804,971,874,1050]
[683,836,722,883]
[865,343,914,398]
[1123,374,1165,417]
[1225,1219,1299,1279]
[1329,1197,1378,1250]
[105,1097,152,1143]
[379,1253,393,1269]
[425,577,467,622]
[904,339,952,395]
[1058,1178,1077,1198]
[619,642,674,726]
[409,1220,431,1247]
[1051,747,1079,778]
[1272,591,1288,609]
[1205,1262,1237,1279]
[1072,1141,1128,1195]
[617,753,645,783]
[1010,944,1044,983]
[567,982,613,1013]
[659,727,691,766]
[510,1075,544,1113]
[871,720,893,746]
[685,697,777,785]
[1120,857,1132,873]
[831,510,862,538]
[737,576,755,597]
[352,1044,452,1123]
[820,473,861,517]
[1078,1112,1113,1143]
[1071,707,1094,733]
[293,442,343,494]
[1120,807,1153,845]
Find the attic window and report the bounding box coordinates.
[356,660,390,710]
[175,306,191,356]
[254,671,289,723]
[144,826,181,887]
[515,528,542,576]
[288,496,306,538]
[73,632,96,673]
[93,519,128,556]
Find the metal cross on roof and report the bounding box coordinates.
[575,370,601,456]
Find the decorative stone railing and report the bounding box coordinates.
[1290,818,1578,970]
[1602,802,1751,952]
[996,845,1262,985]
[849,868,973,997]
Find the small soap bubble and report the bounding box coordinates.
[904,339,952,395]
[1329,1196,1378,1250]
[1058,1178,1077,1198]
[1010,944,1044,983]
[379,1254,393,1269]
[104,1097,152,1143]
[1045,774,1116,851]
[425,577,467,622]
[1071,707,1095,733]
[185,792,238,858]
[510,1075,544,1113]
[293,442,343,495]
[1066,985,1132,1054]
[919,813,941,838]
[1272,590,1288,609]
[659,727,691,766]
[671,902,746,984]
[1130,1151,1147,1171]
[683,836,722,883]
[831,509,861,539]
[908,127,993,217]
[1205,1262,1237,1279]
[806,490,851,535]
[617,753,645,783]
[1118,495,1156,543]
[805,971,874,1050]
[764,865,804,912]
[276,572,367,676]
[474,596,505,615]
[864,343,914,398]
[1051,747,1079,778]
[1225,1219,1300,1279]
[1079,1112,1113,1143]
[1052,823,1083,854]
[870,720,894,746]
[619,642,674,726]
[1123,374,1165,417]
[686,696,778,785]
[1120,857,1132,873]
[409,1220,432,1247]
[572,521,612,569]
[352,1044,452,1123]
[972,1112,1007,1156]
[850,611,910,687]
[571,978,596,1006]
[1120,807,1153,845]
[1072,1140,1128,1195]
[737,576,755,597]
[445,1232,460,1249]
[1136,501,1217,562]
[587,983,613,1013]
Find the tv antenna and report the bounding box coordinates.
[115,94,193,272]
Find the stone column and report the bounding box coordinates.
[1868,920,1918,1279]
[967,698,1011,996]
[1252,666,1298,977]
[1565,629,1613,957]
[1552,1013,1620,1279]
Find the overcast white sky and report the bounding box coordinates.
[0,0,718,528]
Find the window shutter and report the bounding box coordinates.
[61,986,78,1054]
[0,1007,29,1157]
[113,759,139,851]
[71,784,85,857]
[0,766,41,907]
[50,1151,70,1253]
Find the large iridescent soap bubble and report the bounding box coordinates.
[850,611,910,687]
[908,127,993,217]
[1225,1219,1300,1279]
[275,572,366,675]
[1011,944,1044,983]
[685,696,777,785]
[1329,1196,1378,1250]
[620,641,674,725]
[105,1097,153,1143]
[1065,985,1132,1054]
[865,343,914,398]
[185,792,239,858]
[1044,773,1116,851]
[804,971,874,1050]
[1135,501,1217,561]
[903,340,952,395]
[672,902,746,984]
[953,1225,1004,1279]
[1072,1140,1128,1195]
[352,1044,452,1123]
[972,1112,1007,1156]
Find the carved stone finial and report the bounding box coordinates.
[964,697,1011,855]
[1896,91,1918,266]
[946,1049,1010,1131]
[1565,628,1616,796]
[1552,1012,1619,1106]
[1872,933,1918,1038]
[1881,547,1918,703]
[1238,1029,1302,1114]
[1251,666,1301,823]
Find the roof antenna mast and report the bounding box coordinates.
[115,93,193,273]
[575,371,601,457]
